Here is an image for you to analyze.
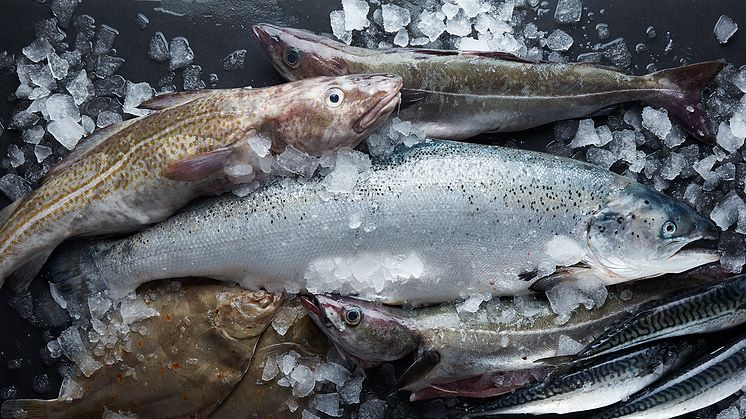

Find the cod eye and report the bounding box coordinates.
[325,88,344,108]
[342,306,362,326]
[662,221,677,237]
[284,48,300,68]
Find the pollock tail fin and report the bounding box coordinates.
[649,61,726,144]
[2,399,65,419]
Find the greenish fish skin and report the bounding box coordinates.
[573,274,746,360]
[252,23,724,143]
[591,331,746,419]
[464,339,701,417]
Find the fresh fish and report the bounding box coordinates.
[252,23,724,143]
[210,298,329,419]
[545,274,746,363]
[592,330,746,419]
[300,274,717,395]
[462,339,701,417]
[51,141,718,304]
[1,282,282,418]
[0,74,402,290]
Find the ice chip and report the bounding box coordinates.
[290,364,315,397]
[358,399,386,419]
[717,122,744,153]
[183,64,205,90]
[732,66,746,93]
[714,15,738,44]
[556,334,584,356]
[729,106,746,138]
[277,146,319,177]
[382,4,411,32]
[339,373,365,404]
[586,147,617,169]
[0,174,31,201]
[593,37,632,68]
[281,352,300,375]
[148,32,170,62]
[261,355,279,381]
[23,126,45,144]
[7,144,25,168]
[10,111,40,130]
[97,110,122,128]
[123,81,154,116]
[57,327,102,376]
[393,27,409,47]
[46,93,80,122]
[34,144,53,163]
[30,65,56,91]
[169,37,194,71]
[546,29,574,51]
[446,13,472,37]
[442,3,460,20]
[47,51,69,80]
[119,296,158,325]
[719,231,745,273]
[48,116,84,150]
[554,0,582,24]
[93,25,119,56]
[455,0,484,18]
[313,393,342,417]
[222,49,247,71]
[23,38,54,63]
[710,190,745,230]
[330,10,353,45]
[81,115,95,134]
[51,0,81,27]
[642,106,672,139]
[315,362,351,386]
[135,13,149,29]
[457,293,492,314]
[95,55,125,78]
[569,119,600,148]
[271,303,300,336]
[66,70,94,105]
[418,10,446,42]
[342,0,370,31]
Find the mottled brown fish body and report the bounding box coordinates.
[1,281,281,418]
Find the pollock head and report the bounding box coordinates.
[262,74,402,154]
[587,183,720,283]
[252,23,360,81]
[300,294,418,365]
[211,289,282,340]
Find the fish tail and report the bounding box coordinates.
[2,399,64,419]
[48,241,104,315]
[648,61,726,144]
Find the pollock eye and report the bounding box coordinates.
[325,88,344,107]
[662,221,677,236]
[343,306,362,326]
[284,48,300,67]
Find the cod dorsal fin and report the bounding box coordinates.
[141,89,218,110]
[0,199,23,226]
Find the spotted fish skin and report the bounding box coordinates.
[0,74,403,289]
[53,140,716,304]
[592,331,746,419]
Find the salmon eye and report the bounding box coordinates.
[325,88,344,108]
[284,48,300,68]
[343,306,362,326]
[662,221,676,237]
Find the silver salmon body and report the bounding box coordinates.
[253,24,724,143]
[52,141,718,304]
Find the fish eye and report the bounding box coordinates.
[343,306,362,326]
[662,221,677,237]
[284,48,300,68]
[325,88,344,108]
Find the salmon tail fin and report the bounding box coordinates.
[2,399,62,419]
[649,61,726,144]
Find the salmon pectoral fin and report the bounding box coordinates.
[9,247,54,291]
[392,349,440,394]
[140,89,218,110]
[648,60,726,144]
[527,263,594,294]
[162,148,235,182]
[1,399,65,419]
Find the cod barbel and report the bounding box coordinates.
[253,23,723,142]
[0,74,402,290]
[52,141,718,304]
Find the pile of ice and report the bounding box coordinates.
[261,348,366,417]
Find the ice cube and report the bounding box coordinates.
[281,352,300,375]
[596,23,610,40]
[93,25,119,56]
[457,293,492,313]
[0,174,31,201]
[22,126,44,145]
[135,13,149,29]
[659,152,686,180]
[96,110,122,128]
[546,276,608,324]
[48,116,84,150]
[123,81,154,116]
[554,0,582,24]
[169,37,194,71]
[586,147,617,169]
[313,393,342,417]
[569,119,600,148]
[315,362,351,387]
[120,296,158,325]
[271,303,300,336]
[330,10,353,45]
[418,10,446,42]
[717,405,740,419]
[340,373,365,404]
[342,0,370,31]
[442,3,460,20]
[710,190,744,230]
[382,4,411,33]
[81,115,95,134]
[546,29,574,51]
[30,64,55,91]
[729,106,746,138]
[7,144,25,168]
[222,49,247,71]
[290,364,315,397]
[717,122,744,153]
[261,355,279,381]
[393,28,409,47]
[456,0,484,18]
[57,327,102,376]
[277,146,319,177]
[556,334,584,356]
[593,37,632,68]
[732,66,746,93]
[714,15,738,44]
[51,0,80,27]
[358,399,386,419]
[183,65,205,90]
[95,55,125,78]
[47,51,69,80]
[642,106,672,139]
[46,93,80,122]
[446,13,472,37]
[66,70,94,105]
[34,144,53,163]
[22,38,54,63]
[148,32,170,62]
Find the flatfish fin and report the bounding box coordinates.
[1,399,66,419]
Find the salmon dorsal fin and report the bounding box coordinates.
[141,89,218,110]
[41,118,140,184]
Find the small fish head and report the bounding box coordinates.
[264,74,402,154]
[252,23,353,81]
[300,294,418,365]
[587,184,719,282]
[211,289,283,340]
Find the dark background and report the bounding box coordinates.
[0,0,744,415]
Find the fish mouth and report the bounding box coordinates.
[353,85,403,134]
[251,23,277,47]
[666,238,721,268]
[299,294,333,328]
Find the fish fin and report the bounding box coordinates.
[533,354,576,366]
[41,118,139,184]
[577,61,627,73]
[0,199,23,226]
[162,147,234,181]
[461,50,541,64]
[47,242,101,311]
[8,248,53,291]
[648,61,726,144]
[392,349,440,393]
[518,269,538,281]
[528,264,592,293]
[400,89,429,106]
[140,89,217,110]
[587,105,620,118]
[1,399,63,419]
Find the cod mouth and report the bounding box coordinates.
[353,87,403,133]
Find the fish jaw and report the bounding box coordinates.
[353,86,402,133]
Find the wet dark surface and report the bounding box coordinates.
[0,0,744,416]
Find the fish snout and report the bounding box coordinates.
[251,23,279,44]
[352,75,404,133]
